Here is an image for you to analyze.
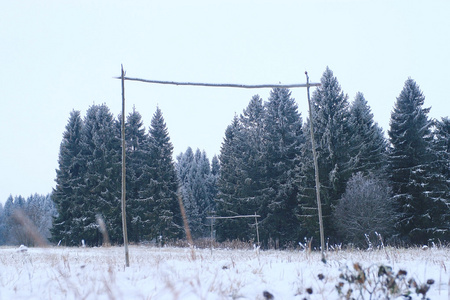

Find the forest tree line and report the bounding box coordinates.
[0,67,448,248]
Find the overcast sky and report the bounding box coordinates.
[1,1,449,205]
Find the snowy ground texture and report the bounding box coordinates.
[0,245,448,299]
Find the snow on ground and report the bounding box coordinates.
[0,245,448,299]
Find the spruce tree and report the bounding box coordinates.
[51,110,84,245]
[198,150,216,236]
[217,91,304,246]
[193,149,212,227]
[432,117,450,205]
[177,147,203,237]
[207,155,220,220]
[124,107,149,242]
[297,118,319,239]
[210,155,220,198]
[262,88,304,246]
[78,104,122,246]
[26,194,57,243]
[219,96,268,242]
[1,193,56,246]
[141,107,182,242]
[298,67,352,242]
[177,148,216,238]
[177,147,195,186]
[216,94,272,243]
[4,195,27,245]
[2,196,14,244]
[215,116,246,241]
[0,203,4,245]
[426,117,450,241]
[239,95,267,219]
[211,155,220,178]
[348,92,388,175]
[388,78,448,244]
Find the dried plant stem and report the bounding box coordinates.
[96,215,110,247]
[177,192,196,260]
[12,209,48,247]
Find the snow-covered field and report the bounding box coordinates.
[0,245,448,299]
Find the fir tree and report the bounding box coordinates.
[388,78,448,244]
[51,110,84,245]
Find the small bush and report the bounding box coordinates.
[335,263,435,299]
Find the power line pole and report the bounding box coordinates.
[305,71,325,262]
[121,65,130,267]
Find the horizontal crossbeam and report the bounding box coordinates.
[115,76,321,89]
[206,214,261,219]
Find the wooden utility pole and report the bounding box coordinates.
[305,71,325,261]
[121,65,130,267]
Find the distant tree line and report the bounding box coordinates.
[0,67,448,247]
[0,194,56,246]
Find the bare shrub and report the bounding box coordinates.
[333,172,397,247]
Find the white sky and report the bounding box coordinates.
[1,0,449,205]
